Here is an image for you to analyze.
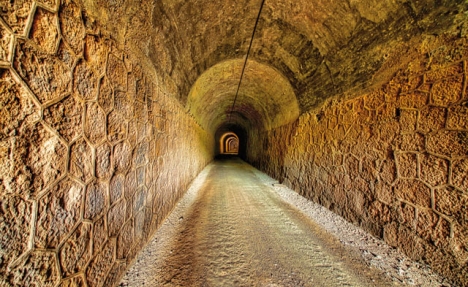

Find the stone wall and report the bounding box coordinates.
[0,1,213,286]
[248,35,468,286]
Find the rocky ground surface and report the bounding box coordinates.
[118,158,451,287]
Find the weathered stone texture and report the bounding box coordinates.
[248,37,468,285]
[14,40,71,104]
[0,196,32,274]
[35,178,84,248]
[7,251,60,287]
[43,95,83,143]
[59,223,92,277]
[0,1,214,286]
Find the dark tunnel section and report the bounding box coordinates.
[215,124,248,160]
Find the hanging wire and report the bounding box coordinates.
[228,0,266,123]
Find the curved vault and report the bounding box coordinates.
[186,59,299,133]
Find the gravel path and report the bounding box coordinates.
[119,158,449,287]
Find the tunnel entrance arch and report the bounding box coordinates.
[220,132,239,155]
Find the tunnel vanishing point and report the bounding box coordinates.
[1,0,468,286]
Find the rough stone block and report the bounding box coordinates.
[108,199,126,237]
[74,60,98,101]
[69,138,93,183]
[133,100,148,123]
[0,0,33,34]
[59,0,85,55]
[399,109,418,132]
[418,106,446,133]
[59,223,92,277]
[133,186,147,214]
[394,179,431,208]
[84,35,108,75]
[416,209,438,240]
[30,8,59,54]
[396,152,418,179]
[0,69,40,188]
[98,77,113,113]
[124,170,137,199]
[431,77,463,106]
[0,25,12,62]
[435,186,468,224]
[114,91,133,119]
[0,195,32,273]
[8,251,60,287]
[113,141,132,173]
[92,216,107,255]
[398,201,416,228]
[134,209,145,243]
[399,133,425,152]
[84,180,107,221]
[44,95,83,143]
[86,239,115,287]
[420,154,449,187]
[35,178,84,248]
[116,220,133,260]
[375,181,393,204]
[14,40,71,104]
[107,54,127,92]
[109,173,124,205]
[57,40,75,68]
[85,102,106,144]
[95,142,112,180]
[427,130,468,158]
[398,91,429,109]
[133,142,148,167]
[452,158,468,192]
[107,110,127,144]
[447,105,468,130]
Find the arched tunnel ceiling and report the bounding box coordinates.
[83,0,468,124]
[186,59,299,132]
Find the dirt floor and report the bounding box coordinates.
[118,158,451,287]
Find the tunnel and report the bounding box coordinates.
[0,0,467,286]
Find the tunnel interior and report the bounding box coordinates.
[1,0,468,286]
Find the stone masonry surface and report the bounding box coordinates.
[0,1,213,286]
[247,35,468,286]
